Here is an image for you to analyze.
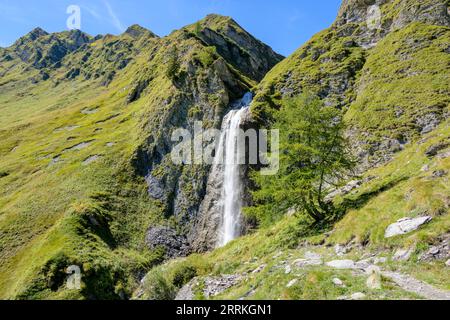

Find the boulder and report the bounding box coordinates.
[326,260,356,270]
[385,216,432,238]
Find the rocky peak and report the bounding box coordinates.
[25,27,49,41]
[124,24,158,39]
[10,28,92,69]
[189,14,284,81]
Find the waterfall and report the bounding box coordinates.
[215,92,252,247]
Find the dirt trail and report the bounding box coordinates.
[382,271,450,300]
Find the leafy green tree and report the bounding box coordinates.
[246,94,355,225]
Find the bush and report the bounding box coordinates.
[170,264,197,288]
[143,270,175,300]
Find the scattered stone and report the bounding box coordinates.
[373,256,387,264]
[335,244,349,256]
[350,292,366,300]
[418,236,450,262]
[203,275,242,298]
[239,287,257,300]
[437,150,450,159]
[366,266,382,290]
[332,278,345,287]
[285,265,292,274]
[385,216,432,238]
[325,180,362,202]
[286,279,298,288]
[355,259,372,270]
[432,170,447,178]
[63,141,94,153]
[446,260,450,267]
[145,226,190,258]
[293,258,323,268]
[81,107,99,115]
[273,251,283,259]
[326,260,356,270]
[50,155,62,166]
[175,280,196,300]
[393,247,415,261]
[176,275,244,300]
[304,251,322,261]
[425,143,449,158]
[421,164,430,172]
[106,142,115,147]
[252,264,267,274]
[54,125,80,133]
[417,113,441,135]
[286,207,297,217]
[82,155,101,165]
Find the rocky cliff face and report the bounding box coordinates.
[252,0,450,170]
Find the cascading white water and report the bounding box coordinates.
[216,93,252,247]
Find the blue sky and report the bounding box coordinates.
[0,0,342,56]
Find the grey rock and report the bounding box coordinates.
[393,247,415,261]
[252,264,267,274]
[432,170,447,178]
[293,258,323,268]
[285,265,292,274]
[325,180,362,203]
[355,259,372,270]
[176,274,243,300]
[326,260,356,270]
[203,275,243,298]
[437,150,450,159]
[350,292,366,300]
[385,216,432,238]
[286,279,298,288]
[304,251,322,261]
[335,244,350,256]
[419,235,450,262]
[425,143,449,158]
[332,278,345,287]
[145,226,190,258]
[446,259,450,267]
[373,256,387,264]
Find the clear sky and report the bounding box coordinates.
[0,0,342,56]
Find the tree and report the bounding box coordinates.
[166,47,180,81]
[246,94,355,224]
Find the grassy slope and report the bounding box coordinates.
[0,41,165,298]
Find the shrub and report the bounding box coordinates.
[170,264,197,288]
[143,270,175,300]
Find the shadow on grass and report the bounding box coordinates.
[303,176,410,238]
